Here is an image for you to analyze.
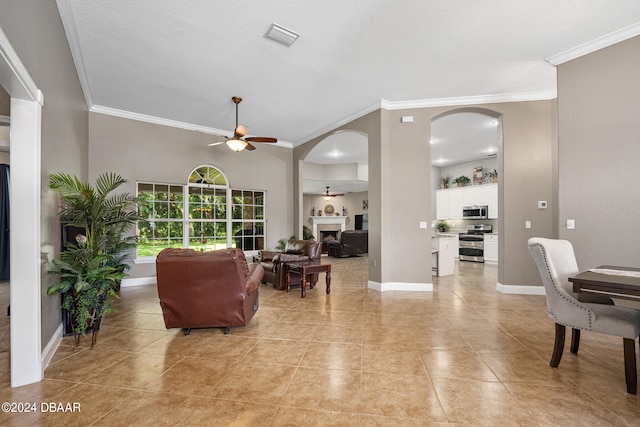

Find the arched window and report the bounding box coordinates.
[187,166,230,251]
[137,165,265,257]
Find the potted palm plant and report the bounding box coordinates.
[47,172,141,348]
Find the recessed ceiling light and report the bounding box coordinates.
[328,150,342,158]
[490,119,499,126]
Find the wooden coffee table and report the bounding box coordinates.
[286,261,331,298]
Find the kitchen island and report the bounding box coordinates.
[432,234,456,276]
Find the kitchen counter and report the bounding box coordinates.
[431,234,456,277]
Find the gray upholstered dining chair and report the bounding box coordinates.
[528,237,640,394]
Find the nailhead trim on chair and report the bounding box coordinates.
[531,242,593,330]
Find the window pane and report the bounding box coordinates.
[255,206,264,220]
[254,192,264,206]
[138,183,154,194]
[215,221,227,237]
[169,202,182,219]
[155,185,169,201]
[243,190,254,205]
[232,205,242,219]
[188,187,202,203]
[170,186,183,202]
[154,202,168,218]
[243,205,253,220]
[169,222,183,238]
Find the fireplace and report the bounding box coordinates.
[319,230,339,254]
[309,216,348,254]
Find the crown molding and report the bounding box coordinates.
[294,101,383,145]
[90,105,294,148]
[294,90,556,146]
[0,27,42,104]
[546,21,640,65]
[57,0,93,108]
[380,91,556,110]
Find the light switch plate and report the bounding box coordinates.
[419,221,428,229]
[567,219,575,229]
[525,221,531,229]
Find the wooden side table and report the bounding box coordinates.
[286,261,331,298]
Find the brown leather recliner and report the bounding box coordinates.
[155,247,263,334]
[258,239,321,290]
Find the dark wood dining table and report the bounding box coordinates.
[569,265,640,301]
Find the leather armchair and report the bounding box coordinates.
[327,230,368,257]
[155,247,263,334]
[258,239,321,290]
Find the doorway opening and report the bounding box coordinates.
[430,108,502,277]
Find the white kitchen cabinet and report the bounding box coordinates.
[435,190,451,220]
[484,234,498,263]
[477,183,498,219]
[435,184,498,220]
[463,186,479,206]
[450,189,465,219]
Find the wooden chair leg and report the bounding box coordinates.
[570,328,580,354]
[550,323,566,367]
[623,338,637,394]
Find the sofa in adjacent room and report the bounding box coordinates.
[327,230,368,257]
[155,247,263,334]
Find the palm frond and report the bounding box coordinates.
[95,172,127,198]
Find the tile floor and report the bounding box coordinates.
[1,256,640,425]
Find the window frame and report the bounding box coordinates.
[135,166,266,262]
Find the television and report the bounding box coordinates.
[355,214,368,230]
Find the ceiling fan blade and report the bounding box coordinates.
[245,142,257,151]
[207,140,226,147]
[245,136,277,143]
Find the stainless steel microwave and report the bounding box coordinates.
[462,205,488,219]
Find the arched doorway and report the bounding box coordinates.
[300,131,368,252]
[431,108,502,274]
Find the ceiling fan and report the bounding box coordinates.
[322,186,344,200]
[208,96,278,151]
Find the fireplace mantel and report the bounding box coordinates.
[309,216,347,238]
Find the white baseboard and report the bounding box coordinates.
[121,276,156,288]
[496,282,546,295]
[40,322,63,377]
[368,280,433,292]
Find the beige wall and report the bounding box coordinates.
[295,111,383,282]
[88,113,294,278]
[558,35,640,268]
[296,101,556,288]
[0,86,9,115]
[303,191,369,233]
[0,2,89,346]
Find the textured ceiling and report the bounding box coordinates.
[58,1,640,191]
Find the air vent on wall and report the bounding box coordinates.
[264,23,300,47]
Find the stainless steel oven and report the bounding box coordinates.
[459,224,492,262]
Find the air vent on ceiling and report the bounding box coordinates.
[264,23,300,47]
[487,153,497,158]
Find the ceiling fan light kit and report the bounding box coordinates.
[226,139,248,152]
[209,96,278,152]
[322,186,344,200]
